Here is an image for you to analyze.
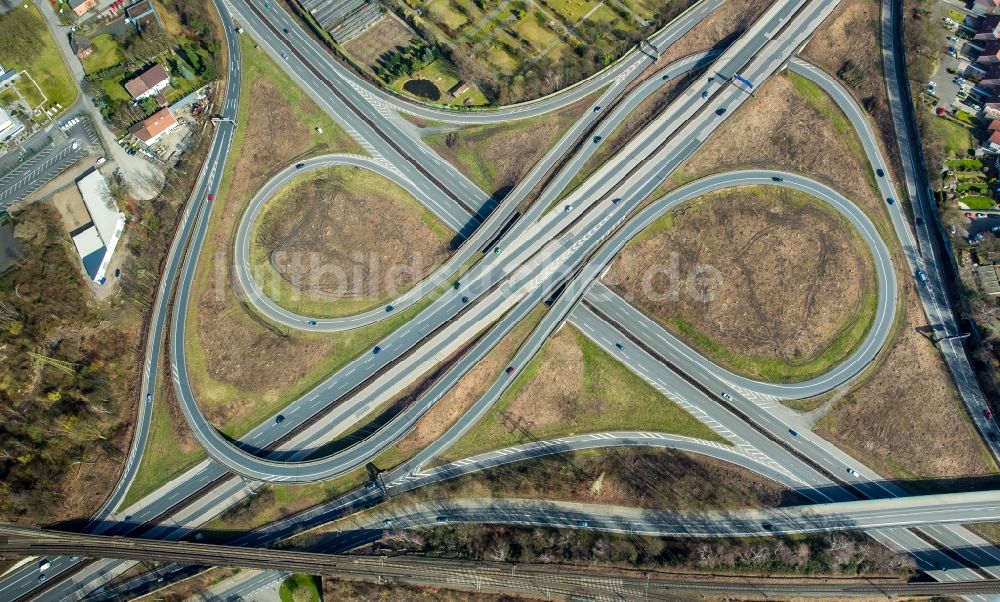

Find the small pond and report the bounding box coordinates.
[403,79,441,101]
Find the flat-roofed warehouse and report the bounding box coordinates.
[301,0,384,43]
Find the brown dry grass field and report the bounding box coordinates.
[799,0,904,184]
[653,0,775,69]
[343,14,416,72]
[251,166,453,316]
[666,73,885,227]
[607,186,875,383]
[422,92,595,198]
[816,289,998,487]
[401,448,807,512]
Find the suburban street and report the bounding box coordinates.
[7,0,1000,599]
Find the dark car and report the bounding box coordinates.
[307,320,317,326]
[454,281,461,289]
[461,296,469,303]
[615,343,624,350]
[283,28,289,33]
[612,198,621,204]
[876,168,885,177]
[886,197,895,205]
[593,135,602,143]
[505,366,515,375]
[761,522,773,531]
[365,481,378,490]
[715,108,726,116]
[386,305,394,312]
[577,520,589,527]
[275,415,284,424]
[373,346,381,355]
[594,106,601,112]
[771,176,782,182]
[295,163,305,169]
[788,428,798,437]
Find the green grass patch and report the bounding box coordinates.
[102,79,131,102]
[121,383,207,508]
[439,325,727,462]
[0,4,77,112]
[548,0,602,22]
[279,574,320,602]
[946,159,983,170]
[930,116,973,157]
[81,34,124,74]
[787,72,854,136]
[14,76,45,108]
[953,110,979,127]
[960,195,996,210]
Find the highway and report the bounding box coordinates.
[7,0,999,598]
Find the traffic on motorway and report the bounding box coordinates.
[7,0,1000,599]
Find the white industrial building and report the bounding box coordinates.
[71,170,126,283]
[0,105,24,143]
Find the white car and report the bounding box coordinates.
[847,468,861,478]
[721,392,733,401]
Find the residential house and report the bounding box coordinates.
[987,95,1000,118]
[128,107,177,145]
[67,0,97,16]
[979,40,1000,65]
[71,34,93,59]
[124,63,170,100]
[976,0,1000,16]
[124,0,162,33]
[448,81,470,98]
[978,64,1000,89]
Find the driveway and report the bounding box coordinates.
[33,0,164,200]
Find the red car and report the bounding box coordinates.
[936,107,947,116]
[207,194,214,201]
[986,408,993,420]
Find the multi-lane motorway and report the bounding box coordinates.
[7,0,1000,599]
